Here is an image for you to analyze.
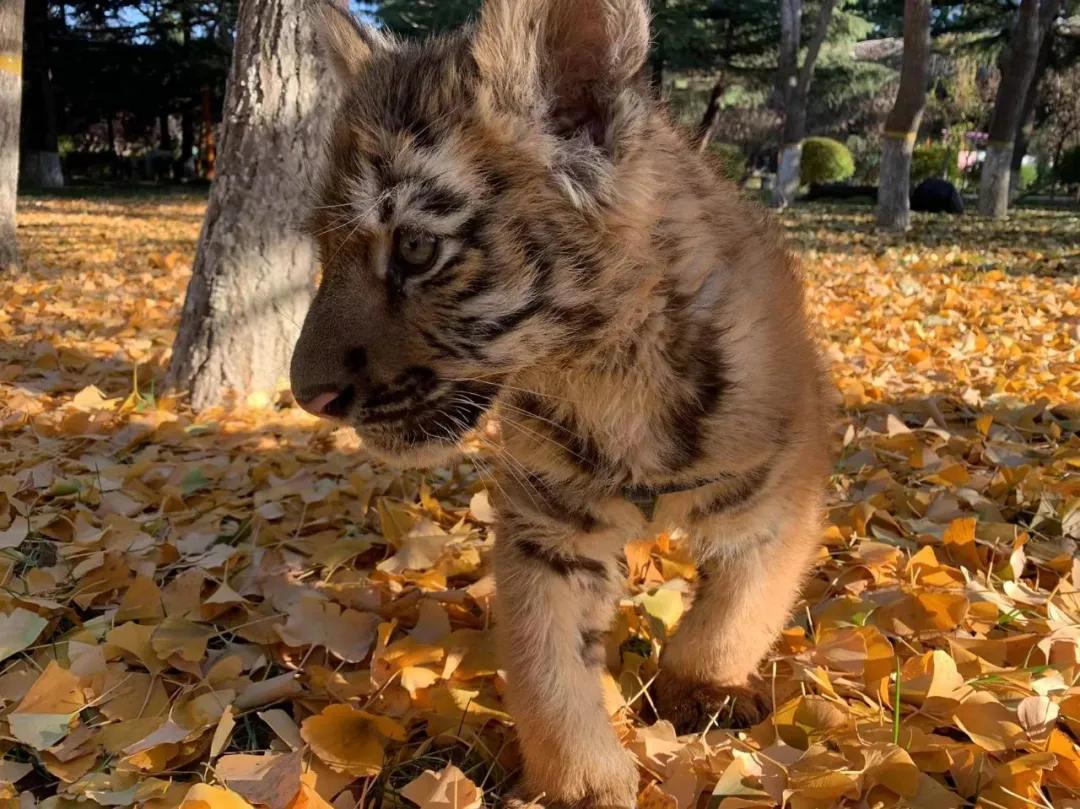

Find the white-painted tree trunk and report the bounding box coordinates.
[877,137,915,230]
[21,151,63,188]
[876,0,931,232]
[169,0,333,409]
[0,0,24,269]
[978,143,1014,219]
[977,0,1056,219]
[773,143,802,209]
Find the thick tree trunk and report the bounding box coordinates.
[696,78,724,152]
[978,0,1059,217]
[20,0,61,189]
[877,139,916,229]
[877,0,931,231]
[168,0,333,409]
[0,0,24,269]
[772,0,837,208]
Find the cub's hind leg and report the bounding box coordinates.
[654,491,823,733]
[494,500,638,809]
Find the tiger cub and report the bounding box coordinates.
[290,0,831,806]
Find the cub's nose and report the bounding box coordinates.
[294,385,355,419]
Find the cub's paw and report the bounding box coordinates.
[652,672,772,734]
[501,764,638,809]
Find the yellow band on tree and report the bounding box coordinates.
[882,130,917,142]
[0,54,21,76]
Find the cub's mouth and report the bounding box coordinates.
[317,379,498,467]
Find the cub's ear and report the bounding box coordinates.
[313,1,389,86]
[474,0,651,127]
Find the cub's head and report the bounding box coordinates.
[290,0,653,465]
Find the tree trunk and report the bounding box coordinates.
[0,0,24,269]
[168,0,333,410]
[158,110,173,151]
[877,0,932,231]
[978,0,1059,217]
[696,78,724,152]
[1009,26,1053,201]
[20,0,61,189]
[772,0,837,208]
[174,106,195,181]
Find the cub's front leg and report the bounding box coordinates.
[493,497,638,809]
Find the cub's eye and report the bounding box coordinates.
[393,229,440,275]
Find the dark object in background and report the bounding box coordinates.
[803,183,878,202]
[911,178,964,214]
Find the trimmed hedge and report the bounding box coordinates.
[800,137,855,186]
[912,145,962,184]
[707,142,748,183]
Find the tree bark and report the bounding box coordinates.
[174,106,195,181]
[772,0,838,208]
[876,0,932,231]
[696,78,724,152]
[1009,26,1053,200]
[0,0,24,269]
[978,0,1059,217]
[20,0,61,188]
[168,0,334,409]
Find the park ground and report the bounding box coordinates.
[0,191,1078,808]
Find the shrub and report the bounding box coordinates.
[912,144,961,184]
[706,142,748,183]
[800,137,855,186]
[1018,162,1038,191]
[845,134,881,183]
[1056,146,1080,185]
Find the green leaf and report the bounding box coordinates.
[0,609,49,663]
[181,468,211,497]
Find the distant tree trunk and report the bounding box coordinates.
[174,106,195,181]
[168,0,332,409]
[158,111,173,151]
[1009,28,1052,200]
[20,0,62,189]
[773,0,800,207]
[697,78,724,152]
[199,86,217,178]
[877,0,931,231]
[978,0,1059,218]
[772,0,838,209]
[0,0,24,269]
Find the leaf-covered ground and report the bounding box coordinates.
[1,193,1079,809]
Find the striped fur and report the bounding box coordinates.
[291,2,831,807]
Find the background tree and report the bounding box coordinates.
[0,0,24,269]
[168,0,332,408]
[876,0,930,230]
[978,0,1059,217]
[1038,63,1080,195]
[773,0,840,208]
[21,0,63,187]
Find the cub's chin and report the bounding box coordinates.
[355,429,466,469]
